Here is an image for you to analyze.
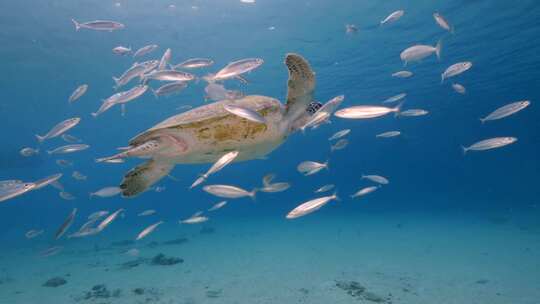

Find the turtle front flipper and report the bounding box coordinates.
[120,159,174,198]
[284,53,316,124]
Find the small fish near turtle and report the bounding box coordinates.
[97,53,323,198]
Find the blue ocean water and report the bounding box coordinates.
[1,1,540,303]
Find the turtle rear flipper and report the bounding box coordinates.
[284,53,316,124]
[120,159,174,197]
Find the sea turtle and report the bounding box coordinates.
[98,53,319,197]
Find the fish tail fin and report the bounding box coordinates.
[46,150,53,155]
[151,88,158,99]
[393,101,404,117]
[441,74,445,84]
[249,189,258,201]
[324,160,330,170]
[112,77,121,90]
[435,39,442,60]
[461,146,468,155]
[71,18,80,31]
[333,192,341,202]
[91,112,98,118]
[403,61,408,67]
[479,118,485,124]
[35,134,45,143]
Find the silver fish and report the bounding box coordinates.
[203,185,256,199]
[362,175,389,185]
[462,137,517,154]
[211,58,264,81]
[399,109,428,117]
[68,227,100,238]
[88,211,109,220]
[174,58,214,69]
[0,182,35,203]
[61,134,82,143]
[300,95,345,131]
[383,93,407,104]
[224,104,266,124]
[376,131,401,138]
[191,151,239,189]
[68,84,88,103]
[351,186,379,198]
[136,221,164,240]
[59,191,76,200]
[133,44,159,58]
[345,24,358,34]
[138,209,156,217]
[441,62,472,83]
[102,158,125,164]
[286,193,339,219]
[380,10,404,25]
[329,129,350,141]
[331,139,348,152]
[72,19,124,31]
[158,48,172,71]
[126,248,140,257]
[47,144,89,155]
[400,41,442,65]
[72,171,87,181]
[92,85,148,117]
[318,95,345,116]
[152,81,187,98]
[315,184,335,193]
[452,83,466,94]
[33,173,62,190]
[480,100,530,123]
[50,180,65,191]
[94,140,163,163]
[154,186,166,193]
[143,70,195,82]
[39,246,63,257]
[335,104,401,119]
[205,83,243,101]
[97,208,124,231]
[55,208,77,240]
[25,229,44,239]
[180,215,208,224]
[260,182,290,193]
[20,147,39,157]
[36,117,81,142]
[208,201,227,211]
[300,111,330,132]
[392,71,413,78]
[297,161,328,176]
[90,186,122,198]
[433,12,453,33]
[56,159,73,167]
[113,60,158,89]
[112,46,132,56]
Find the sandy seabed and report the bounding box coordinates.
[0,210,539,304]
